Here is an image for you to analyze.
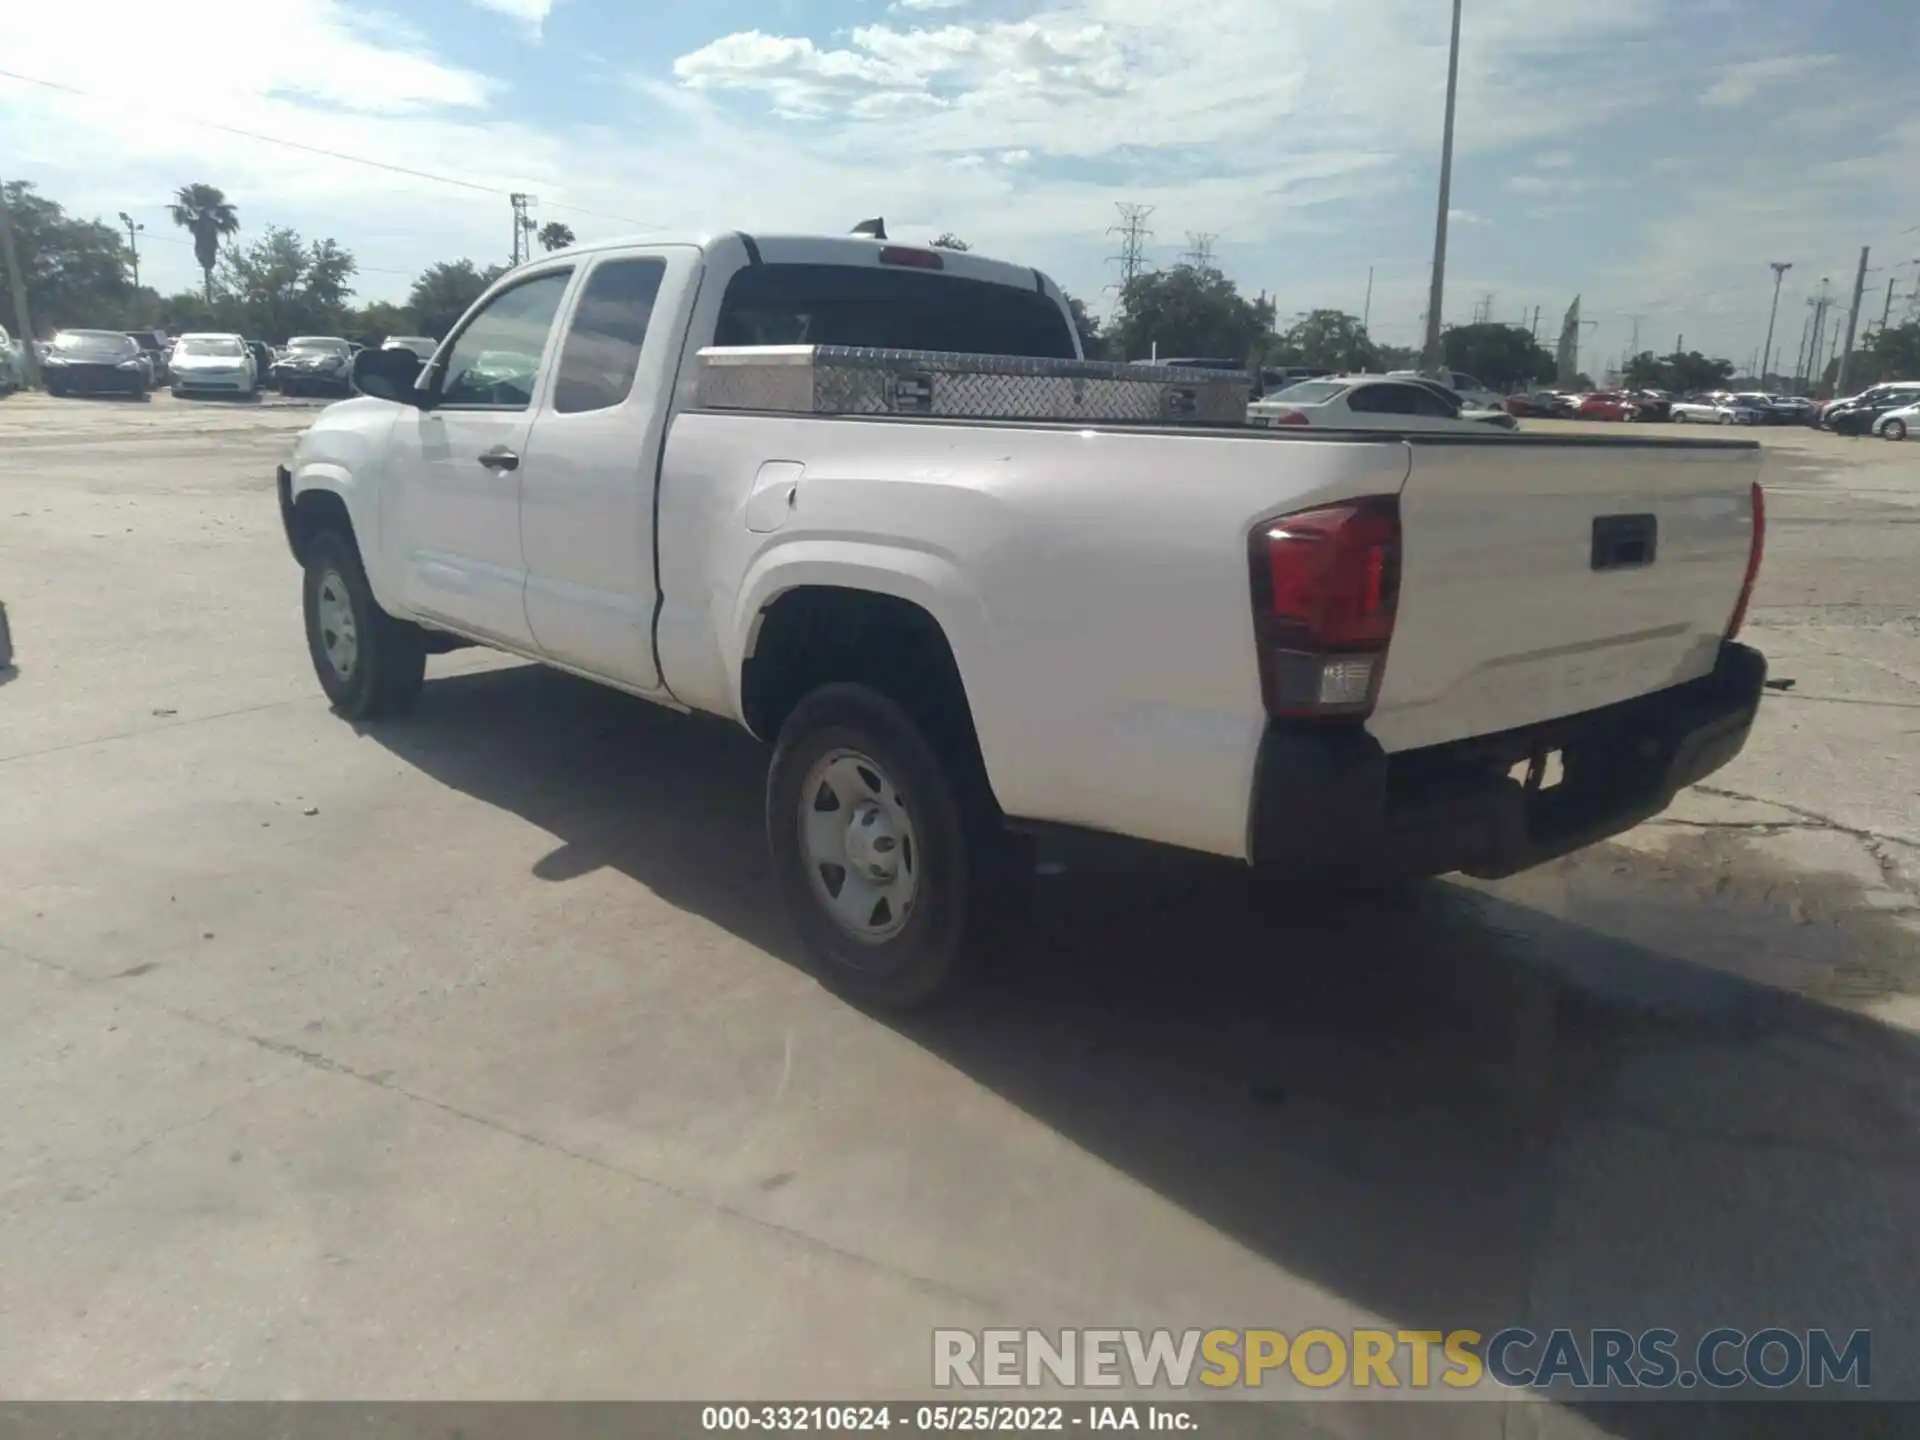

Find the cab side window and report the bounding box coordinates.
[551,258,667,415]
[438,270,572,409]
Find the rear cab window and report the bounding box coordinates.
[714,263,1076,359]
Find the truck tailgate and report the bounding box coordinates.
[1369,436,1761,754]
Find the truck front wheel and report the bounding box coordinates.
[301,529,425,719]
[768,683,994,1011]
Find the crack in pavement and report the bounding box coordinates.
[1684,785,1920,901]
[0,934,1004,1318]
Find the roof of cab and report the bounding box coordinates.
[526,231,1057,298]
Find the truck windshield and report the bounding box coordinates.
[715,264,1076,359]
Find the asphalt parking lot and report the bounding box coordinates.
[2,391,1918,1430]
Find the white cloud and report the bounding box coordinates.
[468,0,557,39]
[673,19,1130,121]
[892,0,971,10]
[1448,208,1487,226]
[1000,149,1033,165]
[1700,54,1836,108]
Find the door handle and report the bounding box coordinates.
[477,446,520,473]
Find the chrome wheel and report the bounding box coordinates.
[798,749,919,943]
[314,567,359,679]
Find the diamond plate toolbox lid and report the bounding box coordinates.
[694,345,1251,425]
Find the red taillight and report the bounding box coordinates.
[1249,496,1401,718]
[879,246,943,270]
[1270,409,1310,426]
[1726,480,1765,639]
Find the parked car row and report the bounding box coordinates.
[16,328,439,404]
[1820,381,1920,436]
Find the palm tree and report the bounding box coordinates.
[167,184,240,302]
[537,221,576,253]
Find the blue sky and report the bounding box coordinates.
[4,0,1916,372]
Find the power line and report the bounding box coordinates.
[0,67,659,230]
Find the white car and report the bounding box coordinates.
[169,333,255,397]
[279,229,1767,1010]
[1874,402,1919,440]
[1248,376,1508,430]
[1671,396,1764,425]
[1389,368,1503,411]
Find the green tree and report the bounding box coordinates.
[1827,321,1920,391]
[0,181,134,335]
[1061,291,1105,358]
[1374,342,1419,372]
[931,232,971,251]
[349,300,419,344]
[1270,310,1379,372]
[1621,349,1735,394]
[167,183,240,302]
[1439,322,1556,391]
[407,258,505,339]
[537,221,575,253]
[1111,265,1275,364]
[216,226,358,339]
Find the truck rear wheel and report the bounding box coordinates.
[301,529,425,720]
[767,683,994,1010]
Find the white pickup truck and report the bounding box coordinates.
[278,231,1768,1009]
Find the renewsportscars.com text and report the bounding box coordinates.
[933,1327,1870,1392]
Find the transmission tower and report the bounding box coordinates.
[1183,232,1218,270]
[1105,202,1154,296]
[509,192,536,266]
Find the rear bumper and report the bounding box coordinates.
[1249,641,1767,879]
[173,373,252,392]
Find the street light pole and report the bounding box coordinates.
[117,211,144,291]
[1760,261,1790,391]
[1419,0,1464,375]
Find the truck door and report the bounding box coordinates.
[518,246,695,691]
[384,266,573,649]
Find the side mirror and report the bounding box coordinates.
[352,346,430,406]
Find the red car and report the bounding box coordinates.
[1574,391,1639,422]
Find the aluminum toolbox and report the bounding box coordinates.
[694,345,1250,425]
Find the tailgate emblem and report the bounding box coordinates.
[1591,513,1658,571]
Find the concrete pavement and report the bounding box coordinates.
[1,392,1917,1434]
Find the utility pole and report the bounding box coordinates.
[1760,261,1791,390]
[1876,276,1895,335]
[117,211,145,292]
[1420,0,1464,374]
[1807,280,1831,391]
[1182,232,1217,270]
[1530,305,1541,341]
[1625,313,1642,361]
[0,176,40,390]
[1362,264,1374,332]
[1105,202,1154,301]
[1794,309,1812,388]
[1835,245,1869,396]
[1470,292,1494,325]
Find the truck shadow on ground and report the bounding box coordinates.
[372,663,1920,1438]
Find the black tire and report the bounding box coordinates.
[1885,419,1907,441]
[301,528,426,720]
[767,683,1003,1011]
[47,383,66,398]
